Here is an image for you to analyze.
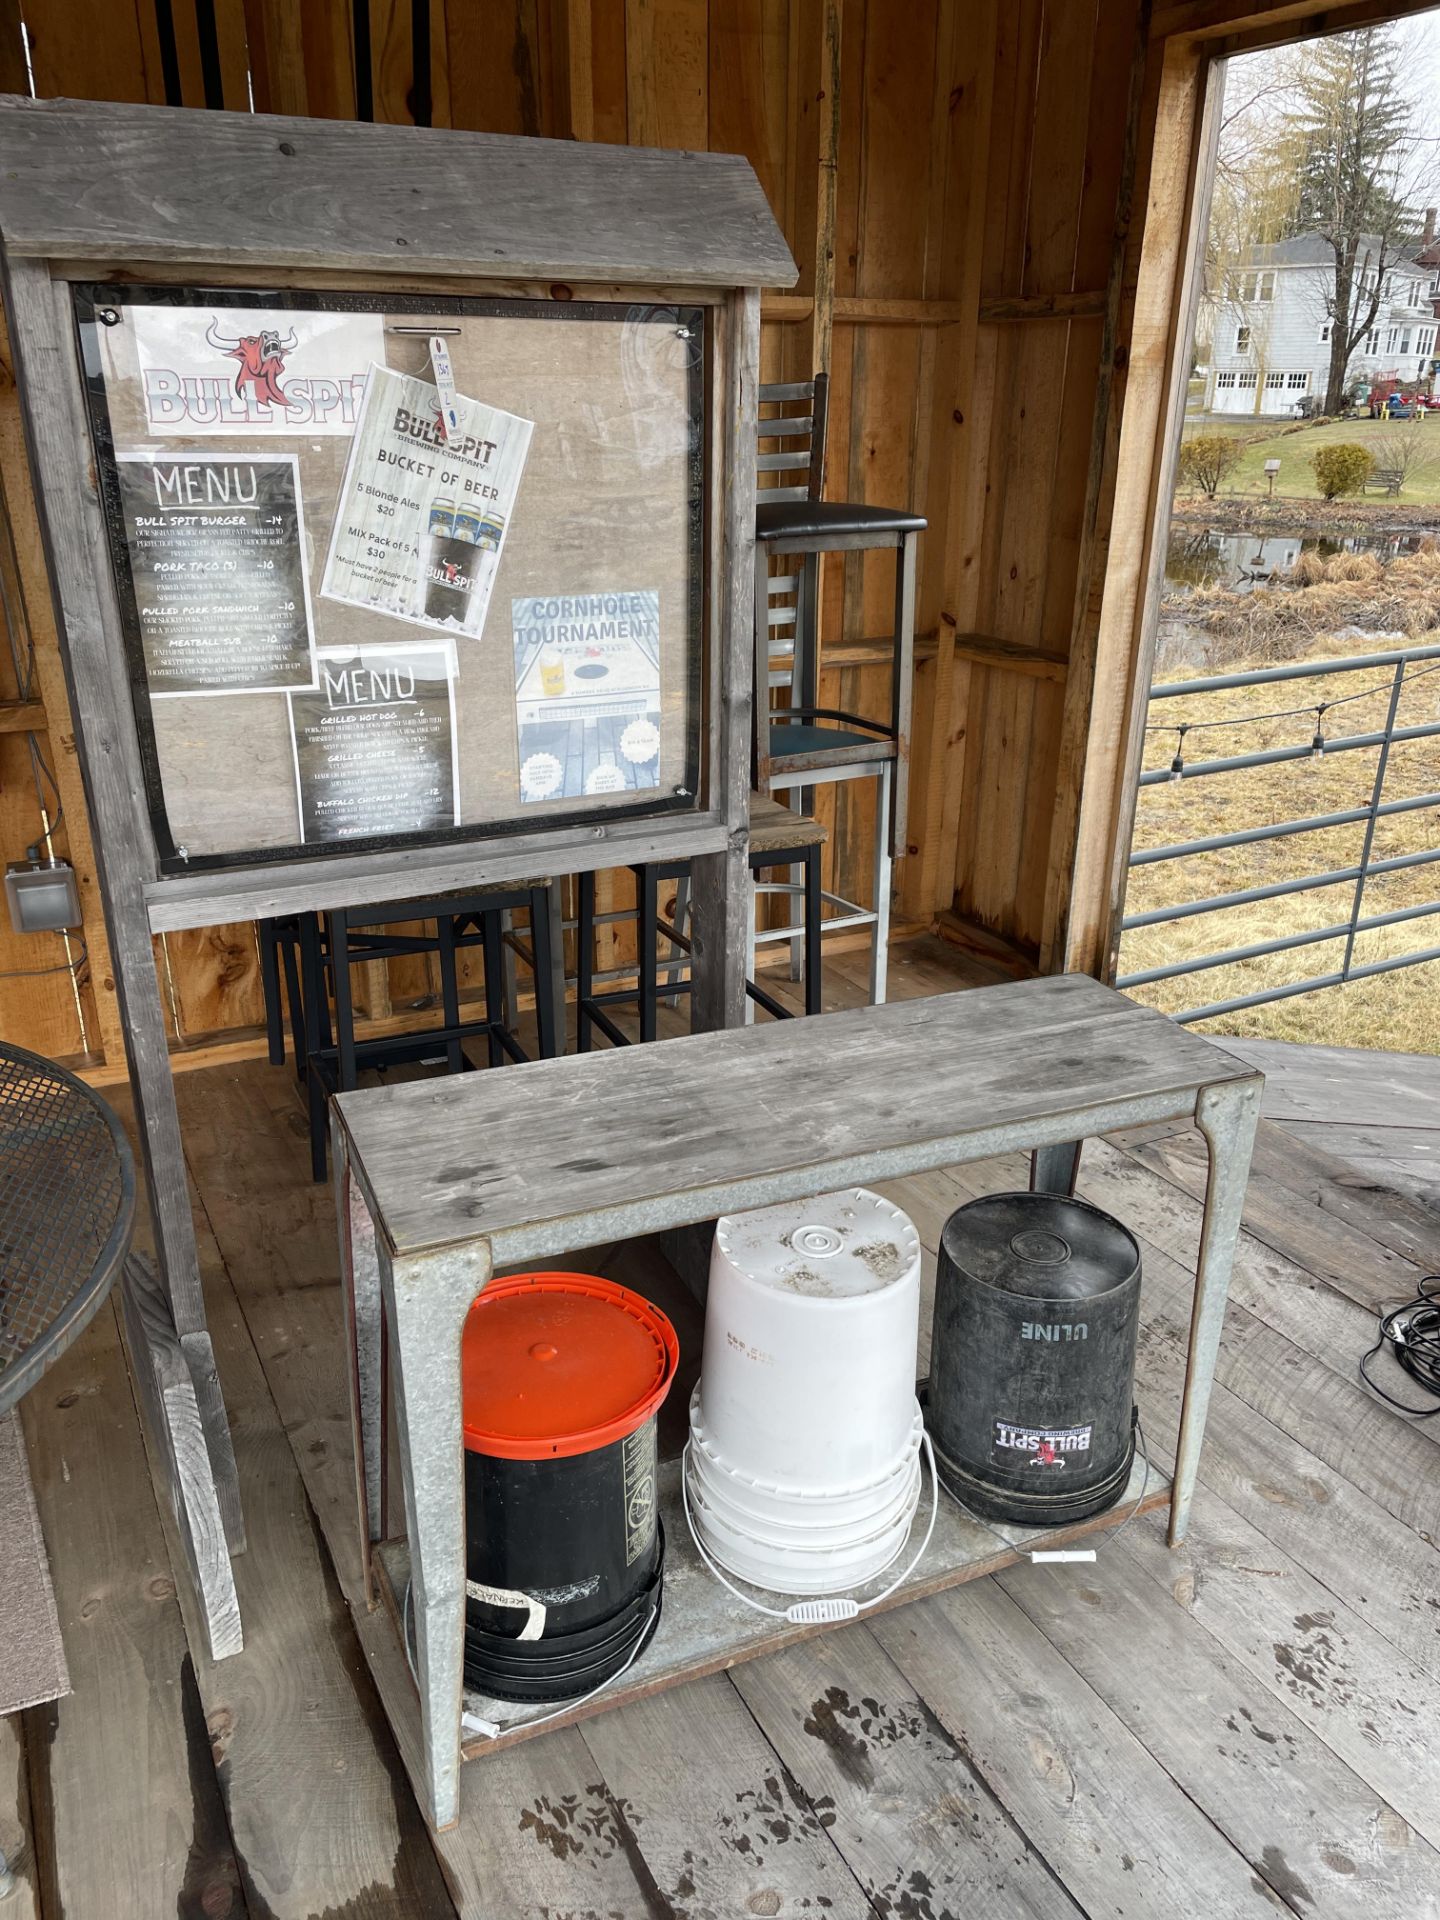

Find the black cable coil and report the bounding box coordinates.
[1359,1275,1440,1417]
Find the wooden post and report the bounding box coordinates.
[0,304,125,1062]
[691,286,760,1036]
[1037,0,1151,975]
[553,0,595,141]
[1060,40,1221,981]
[809,0,841,386]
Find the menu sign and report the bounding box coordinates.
[288,642,459,845]
[321,364,532,640]
[115,452,317,696]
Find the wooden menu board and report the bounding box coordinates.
[78,287,705,873]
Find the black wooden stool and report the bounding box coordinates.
[576,797,827,1048]
[304,881,558,1179]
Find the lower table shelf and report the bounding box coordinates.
[370,1446,1171,1764]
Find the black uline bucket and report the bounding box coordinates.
[925,1192,1141,1527]
[460,1272,679,1704]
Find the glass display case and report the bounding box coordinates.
[78,286,706,872]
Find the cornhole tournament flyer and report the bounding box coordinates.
[321,364,533,641]
[512,591,662,803]
[287,641,459,845]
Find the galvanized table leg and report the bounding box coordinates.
[1030,1140,1082,1196]
[336,1125,384,1598]
[381,1238,493,1832]
[1170,1072,1263,1546]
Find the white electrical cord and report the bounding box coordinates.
[402,1577,661,1744]
[680,1430,939,1624]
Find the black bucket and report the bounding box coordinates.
[463,1535,667,1703]
[459,1272,678,1703]
[924,1192,1141,1527]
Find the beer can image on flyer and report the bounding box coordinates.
[478,512,506,552]
[452,502,484,544]
[428,497,456,537]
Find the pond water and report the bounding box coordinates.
[1164,524,1431,594]
[1157,523,1433,674]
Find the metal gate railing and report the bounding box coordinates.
[1116,641,1440,1023]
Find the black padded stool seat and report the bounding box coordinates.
[767,719,890,760]
[756,500,929,543]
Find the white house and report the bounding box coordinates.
[1204,233,1438,416]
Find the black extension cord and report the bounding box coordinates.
[1359,1275,1440,1417]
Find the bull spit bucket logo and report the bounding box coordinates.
[132,305,383,437]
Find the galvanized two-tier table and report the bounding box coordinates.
[332,974,1263,1830]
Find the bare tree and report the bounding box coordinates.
[1372,420,1435,491]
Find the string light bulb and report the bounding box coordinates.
[1310,703,1328,760]
[1169,724,1189,782]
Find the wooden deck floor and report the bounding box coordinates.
[1220,1034,1440,1214]
[8,938,1440,1920]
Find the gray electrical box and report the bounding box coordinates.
[5,858,82,934]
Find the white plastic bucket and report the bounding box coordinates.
[688,1388,923,1538]
[683,1447,922,1593]
[689,1453,921,1556]
[698,1187,921,1492]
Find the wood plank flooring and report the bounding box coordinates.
[9,934,1440,1919]
[1219,1035,1440,1214]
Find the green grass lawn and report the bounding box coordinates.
[1181,413,1440,505]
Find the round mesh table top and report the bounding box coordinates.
[0,1042,134,1414]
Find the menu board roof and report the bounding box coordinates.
[0,96,798,289]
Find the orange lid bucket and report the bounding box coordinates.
[460,1272,679,1461]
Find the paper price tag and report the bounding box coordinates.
[429,334,459,442]
[465,1578,547,1640]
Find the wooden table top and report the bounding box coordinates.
[335,974,1258,1263]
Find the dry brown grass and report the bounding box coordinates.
[1121,628,1440,1053]
[1286,548,1330,586]
[1323,551,1385,583]
[1179,545,1440,666]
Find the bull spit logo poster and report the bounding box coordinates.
[321,364,533,641]
[132,306,385,437]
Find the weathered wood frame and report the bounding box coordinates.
[0,96,794,1656]
[332,973,1263,1831]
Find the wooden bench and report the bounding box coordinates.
[333,972,1263,1829]
[1365,467,1404,495]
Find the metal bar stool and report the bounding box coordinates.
[754,374,925,1005]
[304,881,558,1180]
[258,913,314,1077]
[575,796,828,1048]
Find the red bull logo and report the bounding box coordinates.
[206,317,296,408]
